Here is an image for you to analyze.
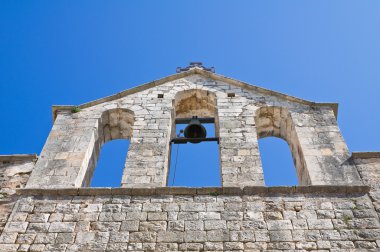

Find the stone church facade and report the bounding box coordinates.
[1,64,380,251]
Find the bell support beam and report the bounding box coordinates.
[175,117,215,124]
[171,137,219,144]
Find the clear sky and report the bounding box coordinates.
[1,1,379,187]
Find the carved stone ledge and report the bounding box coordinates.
[351,152,380,159]
[17,185,370,197]
[0,154,37,163]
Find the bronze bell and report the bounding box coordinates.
[184,116,207,143]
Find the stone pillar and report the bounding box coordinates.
[26,111,99,188]
[291,107,362,185]
[218,101,264,187]
[121,105,172,188]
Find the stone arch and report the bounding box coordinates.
[167,89,221,186]
[172,88,219,139]
[98,108,135,144]
[174,89,217,118]
[255,106,311,185]
[82,108,135,186]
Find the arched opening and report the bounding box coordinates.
[83,108,135,187]
[255,106,310,185]
[258,137,298,186]
[91,139,130,187]
[168,89,221,187]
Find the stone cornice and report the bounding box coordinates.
[351,152,380,159]
[17,185,370,197]
[0,154,37,163]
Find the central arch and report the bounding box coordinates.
[174,89,217,119]
[168,89,221,186]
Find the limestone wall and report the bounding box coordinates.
[2,70,379,251]
[25,73,361,189]
[0,187,379,252]
[352,153,380,219]
[0,155,35,235]
[353,153,380,190]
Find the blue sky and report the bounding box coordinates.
[1,1,379,187]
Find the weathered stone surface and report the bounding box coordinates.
[0,156,34,234]
[1,69,380,251]
[23,71,362,189]
[0,193,356,250]
[156,231,183,242]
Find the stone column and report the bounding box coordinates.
[218,101,264,187]
[121,104,172,188]
[26,111,99,188]
[291,107,362,185]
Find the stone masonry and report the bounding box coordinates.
[0,65,380,251]
[0,155,35,235]
[25,68,361,188]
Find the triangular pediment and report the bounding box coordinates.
[52,68,338,121]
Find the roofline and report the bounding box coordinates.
[0,154,38,163]
[17,185,370,196]
[351,152,380,159]
[51,68,339,121]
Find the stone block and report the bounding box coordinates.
[26,223,50,233]
[255,231,270,242]
[204,241,224,251]
[156,231,183,242]
[267,241,295,250]
[307,219,333,230]
[267,220,292,230]
[0,244,19,251]
[27,213,50,223]
[180,202,206,212]
[106,243,129,251]
[48,222,76,232]
[147,212,167,221]
[184,231,207,242]
[55,233,74,244]
[75,231,109,244]
[139,221,167,232]
[90,221,121,232]
[185,220,204,231]
[129,231,156,242]
[0,232,18,243]
[230,230,255,242]
[4,222,28,233]
[16,233,36,244]
[178,243,203,251]
[98,212,125,221]
[120,221,139,231]
[206,230,230,242]
[167,221,184,232]
[178,212,198,221]
[292,219,308,230]
[223,241,244,250]
[109,231,129,243]
[269,230,293,242]
[142,203,162,212]
[204,220,227,230]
